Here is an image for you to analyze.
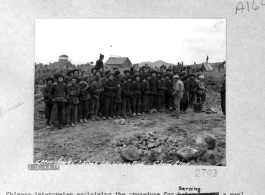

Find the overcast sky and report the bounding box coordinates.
[35,19,226,65]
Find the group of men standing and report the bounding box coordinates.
[42,54,224,129]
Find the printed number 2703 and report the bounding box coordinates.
[196,169,217,177]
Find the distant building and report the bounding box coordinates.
[105,56,132,70]
[50,54,75,70]
[59,54,68,62]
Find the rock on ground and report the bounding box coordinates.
[120,146,141,162]
[176,147,199,161]
[203,134,216,150]
[149,146,169,162]
[202,151,222,165]
[187,136,209,157]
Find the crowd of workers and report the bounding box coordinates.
[42,54,225,129]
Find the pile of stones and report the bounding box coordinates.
[113,131,225,166]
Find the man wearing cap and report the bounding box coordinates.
[66,77,80,127]
[114,70,121,83]
[157,75,167,112]
[149,70,158,111]
[98,70,110,115]
[121,76,133,118]
[95,54,104,70]
[43,77,54,129]
[140,74,150,114]
[78,77,90,123]
[90,75,104,121]
[165,74,173,109]
[197,75,206,104]
[172,74,184,119]
[131,75,142,116]
[121,70,131,83]
[102,73,117,120]
[48,74,69,129]
[113,81,122,118]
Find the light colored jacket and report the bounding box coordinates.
[173,80,184,98]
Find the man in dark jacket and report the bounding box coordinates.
[165,74,173,109]
[157,75,167,112]
[122,70,132,83]
[149,70,158,111]
[48,74,69,129]
[113,81,122,118]
[121,76,133,118]
[43,77,54,129]
[66,77,80,127]
[90,75,104,121]
[141,74,150,114]
[189,74,197,105]
[72,69,81,84]
[132,75,142,116]
[99,70,110,115]
[103,73,117,120]
[78,78,90,123]
[95,54,104,70]
[114,71,121,83]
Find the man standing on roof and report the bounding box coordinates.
[95,53,104,70]
[206,55,209,63]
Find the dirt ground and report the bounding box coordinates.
[34,91,225,165]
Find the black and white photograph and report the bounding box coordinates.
[34,19,226,166]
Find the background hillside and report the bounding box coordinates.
[138,60,175,68]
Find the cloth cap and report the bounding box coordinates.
[173,75,179,79]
